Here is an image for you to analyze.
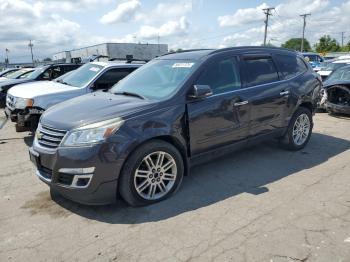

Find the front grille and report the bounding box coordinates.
[6,94,16,110]
[37,124,67,150]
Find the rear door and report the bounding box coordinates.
[187,55,251,155]
[240,54,289,137]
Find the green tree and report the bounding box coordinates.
[314,35,341,53]
[43,57,52,62]
[340,41,350,52]
[282,38,311,51]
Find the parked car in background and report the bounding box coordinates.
[320,65,350,115]
[0,64,80,107]
[302,52,324,70]
[0,68,34,82]
[0,68,20,78]
[317,59,350,81]
[5,61,142,132]
[29,47,321,206]
[313,59,335,73]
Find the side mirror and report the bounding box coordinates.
[188,85,213,100]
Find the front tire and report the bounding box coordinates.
[280,107,313,150]
[119,140,184,206]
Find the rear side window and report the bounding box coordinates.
[64,65,80,73]
[275,55,308,80]
[243,57,279,87]
[196,57,241,94]
[93,68,136,90]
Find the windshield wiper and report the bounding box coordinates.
[114,91,145,100]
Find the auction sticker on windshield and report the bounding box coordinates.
[172,63,194,68]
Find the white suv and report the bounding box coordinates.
[5,62,142,132]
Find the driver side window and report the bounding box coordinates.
[196,57,241,94]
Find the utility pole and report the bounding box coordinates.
[341,32,345,47]
[5,48,9,67]
[300,13,311,52]
[28,40,34,66]
[262,7,275,46]
[157,33,160,52]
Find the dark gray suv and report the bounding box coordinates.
[29,47,322,206]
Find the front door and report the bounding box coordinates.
[186,55,251,156]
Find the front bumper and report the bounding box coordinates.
[30,139,127,205]
[326,102,350,115]
[5,107,43,131]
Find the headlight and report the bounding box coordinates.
[61,118,124,147]
[15,98,34,109]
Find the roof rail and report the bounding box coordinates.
[209,46,296,55]
[109,55,149,63]
[161,49,214,56]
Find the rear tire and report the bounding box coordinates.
[280,107,313,151]
[119,140,184,207]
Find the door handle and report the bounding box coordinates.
[280,90,290,96]
[234,100,248,106]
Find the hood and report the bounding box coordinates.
[323,79,350,88]
[41,92,157,130]
[0,78,34,90]
[8,81,79,98]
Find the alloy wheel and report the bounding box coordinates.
[292,113,310,146]
[134,151,177,200]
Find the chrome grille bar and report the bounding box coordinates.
[37,124,67,149]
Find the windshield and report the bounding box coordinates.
[327,67,350,81]
[57,63,103,88]
[5,69,33,79]
[26,66,49,79]
[324,62,348,71]
[110,59,198,100]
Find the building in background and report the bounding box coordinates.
[53,43,168,63]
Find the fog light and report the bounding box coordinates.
[71,174,93,188]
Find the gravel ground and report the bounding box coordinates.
[0,112,350,262]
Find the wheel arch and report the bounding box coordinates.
[120,135,190,180]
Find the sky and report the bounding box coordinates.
[0,0,349,63]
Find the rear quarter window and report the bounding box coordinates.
[243,57,279,87]
[275,54,308,80]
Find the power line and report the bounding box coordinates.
[300,13,311,52]
[262,7,275,46]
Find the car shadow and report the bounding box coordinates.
[328,112,350,120]
[49,132,350,224]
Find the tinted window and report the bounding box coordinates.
[243,57,279,87]
[64,65,80,73]
[196,57,241,94]
[46,66,62,79]
[94,68,136,90]
[275,55,308,80]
